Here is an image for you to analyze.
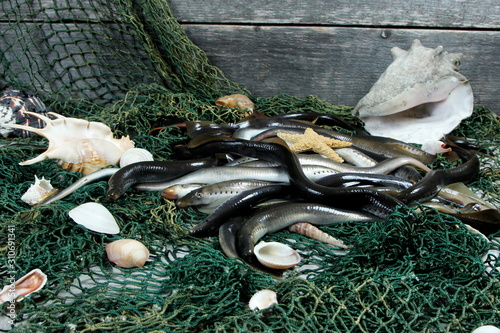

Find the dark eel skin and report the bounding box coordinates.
[235,202,377,263]
[316,172,414,189]
[187,135,407,220]
[106,157,217,200]
[395,145,479,204]
[189,184,289,237]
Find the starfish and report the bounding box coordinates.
[276,128,352,162]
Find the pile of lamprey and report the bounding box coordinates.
[41,109,499,276]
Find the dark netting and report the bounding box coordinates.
[0,0,499,332]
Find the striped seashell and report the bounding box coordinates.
[288,222,348,249]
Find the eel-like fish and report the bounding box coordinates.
[189,184,289,237]
[106,156,217,200]
[235,202,377,263]
[187,136,407,219]
[396,146,479,204]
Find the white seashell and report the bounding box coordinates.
[2,111,134,175]
[21,175,58,205]
[119,148,154,168]
[353,39,473,150]
[248,289,278,311]
[420,141,452,155]
[254,241,301,270]
[288,222,348,249]
[0,268,47,302]
[68,202,120,234]
[472,325,500,333]
[105,239,150,268]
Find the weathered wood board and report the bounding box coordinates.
[0,0,499,114]
[167,0,500,113]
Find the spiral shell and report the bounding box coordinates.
[288,222,348,249]
[248,289,278,311]
[3,111,134,175]
[254,241,301,270]
[21,175,58,206]
[216,94,254,116]
[119,148,154,168]
[106,239,150,268]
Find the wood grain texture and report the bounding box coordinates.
[183,25,500,111]
[167,0,500,29]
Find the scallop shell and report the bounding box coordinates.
[2,111,134,175]
[254,241,301,269]
[288,222,348,249]
[68,202,120,234]
[353,39,473,152]
[119,148,154,168]
[0,268,47,302]
[21,175,58,206]
[248,289,278,311]
[105,239,150,268]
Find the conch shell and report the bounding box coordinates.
[105,239,150,268]
[3,111,134,175]
[21,175,58,206]
[353,39,473,151]
[0,268,47,302]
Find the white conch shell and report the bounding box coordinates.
[288,222,348,249]
[0,268,47,302]
[248,289,278,311]
[21,176,58,205]
[3,111,134,175]
[254,241,301,269]
[105,239,150,268]
[68,202,120,234]
[353,39,473,150]
[119,148,154,168]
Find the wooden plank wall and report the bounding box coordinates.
[0,0,498,114]
[168,0,500,114]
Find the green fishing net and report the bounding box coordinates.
[1,0,499,332]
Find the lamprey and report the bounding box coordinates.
[189,184,289,237]
[106,156,217,200]
[235,202,377,263]
[188,136,407,219]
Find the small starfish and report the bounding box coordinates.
[277,128,352,162]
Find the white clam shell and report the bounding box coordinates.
[21,176,56,205]
[472,326,500,333]
[68,202,120,234]
[254,241,301,269]
[106,239,150,268]
[119,148,154,168]
[248,289,278,311]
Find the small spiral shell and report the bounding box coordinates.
[288,222,348,249]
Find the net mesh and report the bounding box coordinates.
[1,0,500,332]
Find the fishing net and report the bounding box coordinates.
[1,0,499,332]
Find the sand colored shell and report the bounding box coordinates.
[248,289,278,311]
[289,222,348,249]
[353,39,473,151]
[254,241,301,269]
[68,202,120,234]
[0,268,47,302]
[3,111,134,175]
[105,239,150,268]
[216,93,254,116]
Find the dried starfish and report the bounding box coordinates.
[277,128,352,162]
